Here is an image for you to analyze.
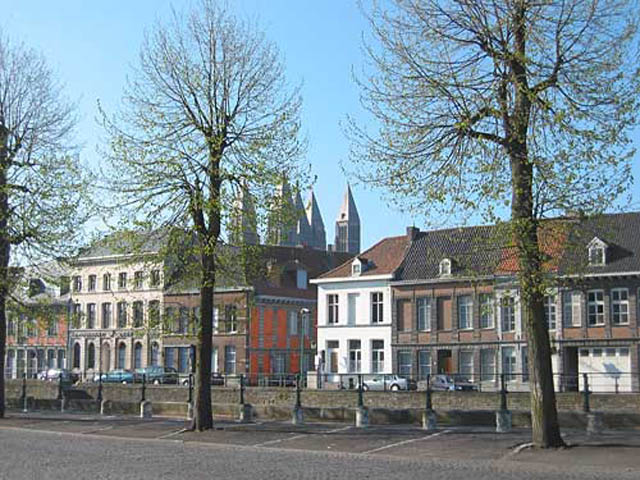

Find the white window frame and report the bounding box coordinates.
[611,288,629,325]
[397,350,412,376]
[563,290,581,327]
[459,351,473,381]
[457,295,473,330]
[439,258,451,276]
[371,340,384,373]
[417,297,431,331]
[500,296,515,332]
[501,346,517,381]
[327,294,339,325]
[544,295,557,330]
[587,289,605,326]
[371,292,384,324]
[479,293,494,329]
[418,350,431,380]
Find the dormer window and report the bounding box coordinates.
[352,264,361,275]
[587,237,607,266]
[439,258,452,276]
[351,257,366,276]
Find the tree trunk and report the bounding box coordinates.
[192,252,214,431]
[0,125,9,419]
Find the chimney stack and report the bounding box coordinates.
[406,226,419,241]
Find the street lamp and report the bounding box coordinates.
[298,308,310,381]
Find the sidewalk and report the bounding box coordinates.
[1,410,639,473]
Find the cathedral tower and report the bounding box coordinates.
[334,185,360,254]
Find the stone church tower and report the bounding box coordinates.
[334,185,360,254]
[306,191,326,250]
[229,183,259,245]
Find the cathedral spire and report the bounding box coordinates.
[334,184,360,254]
[230,183,259,246]
[267,175,297,246]
[306,190,326,250]
[294,187,312,246]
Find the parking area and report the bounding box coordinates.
[1,411,640,472]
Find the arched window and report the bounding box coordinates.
[57,350,65,369]
[117,343,126,369]
[47,350,56,369]
[134,342,143,369]
[87,343,96,369]
[102,343,111,372]
[150,342,159,366]
[72,343,81,369]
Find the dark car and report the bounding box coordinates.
[136,366,178,385]
[99,369,138,384]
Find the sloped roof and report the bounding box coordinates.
[319,235,409,279]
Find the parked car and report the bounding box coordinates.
[135,366,179,385]
[179,372,225,386]
[358,374,412,391]
[38,368,76,384]
[430,374,478,392]
[98,369,138,384]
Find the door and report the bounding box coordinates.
[437,350,452,374]
[396,299,412,331]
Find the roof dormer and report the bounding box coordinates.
[351,257,367,276]
[587,237,608,266]
[439,258,452,277]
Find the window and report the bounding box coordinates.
[117,301,127,328]
[288,310,298,335]
[397,351,412,376]
[87,343,95,369]
[327,294,339,324]
[103,273,111,291]
[418,350,431,380]
[134,343,143,369]
[417,297,431,331]
[501,347,516,381]
[73,343,81,369]
[118,272,127,289]
[164,347,175,369]
[150,270,161,287]
[272,352,287,374]
[117,343,126,369]
[26,321,36,337]
[439,258,451,276]
[587,290,605,326]
[177,307,189,334]
[371,292,384,323]
[178,347,190,373]
[589,246,605,266]
[225,345,236,374]
[522,347,529,382]
[348,339,361,373]
[213,307,219,333]
[457,295,473,330]
[47,350,56,369]
[544,295,557,330]
[101,303,112,329]
[46,318,58,336]
[88,275,97,292]
[500,296,515,332]
[7,317,15,336]
[134,271,143,289]
[133,301,144,328]
[371,340,384,373]
[611,288,629,325]
[150,342,159,367]
[352,263,361,276]
[479,294,494,329]
[149,301,160,327]
[459,351,473,382]
[480,349,496,381]
[72,303,82,329]
[225,305,238,333]
[72,276,82,292]
[563,291,581,327]
[347,293,358,325]
[87,303,96,329]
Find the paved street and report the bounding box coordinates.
[0,412,639,479]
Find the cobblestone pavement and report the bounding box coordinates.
[0,412,638,479]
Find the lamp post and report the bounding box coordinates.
[298,308,310,386]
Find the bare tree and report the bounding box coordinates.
[101,1,306,431]
[348,0,640,447]
[0,32,89,417]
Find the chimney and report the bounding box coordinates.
[406,226,419,241]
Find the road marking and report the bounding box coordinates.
[325,425,352,434]
[254,433,307,447]
[157,428,188,439]
[362,429,451,455]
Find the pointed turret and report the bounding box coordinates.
[294,189,312,246]
[334,184,360,254]
[306,191,326,250]
[229,183,259,246]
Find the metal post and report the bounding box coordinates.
[295,374,301,409]
[500,373,508,411]
[239,374,245,405]
[425,374,433,411]
[20,373,27,411]
[97,369,103,403]
[583,373,590,413]
[141,373,146,402]
[57,371,63,401]
[187,373,193,405]
[357,374,364,408]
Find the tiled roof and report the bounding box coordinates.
[319,235,410,279]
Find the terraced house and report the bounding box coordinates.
[316,212,640,392]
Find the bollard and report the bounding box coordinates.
[582,373,590,413]
[357,374,364,408]
[423,374,437,430]
[295,374,301,409]
[239,374,245,405]
[425,374,433,411]
[500,373,508,411]
[355,374,369,428]
[57,372,64,401]
[141,374,147,403]
[21,373,27,412]
[187,373,193,405]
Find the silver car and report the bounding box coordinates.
[359,374,409,391]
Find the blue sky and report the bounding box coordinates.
[2,1,639,251]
